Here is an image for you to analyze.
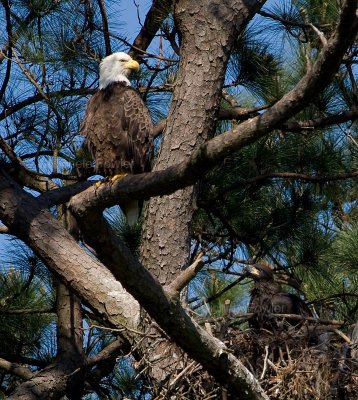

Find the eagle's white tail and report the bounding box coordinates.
[122,199,139,227]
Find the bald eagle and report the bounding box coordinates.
[245,264,312,330]
[81,52,153,226]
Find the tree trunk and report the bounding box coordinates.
[139,0,265,393]
[141,0,264,282]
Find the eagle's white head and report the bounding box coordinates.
[99,52,140,90]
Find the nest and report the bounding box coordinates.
[226,321,358,399]
[150,317,358,399]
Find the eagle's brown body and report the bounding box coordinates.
[81,82,153,176]
[80,50,154,228]
[245,264,312,330]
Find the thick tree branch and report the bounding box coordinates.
[87,338,127,367]
[0,357,34,381]
[7,361,80,400]
[0,170,140,335]
[151,104,358,140]
[280,107,358,132]
[0,171,267,399]
[70,208,268,399]
[220,106,358,130]
[0,354,46,368]
[0,137,58,192]
[0,170,267,399]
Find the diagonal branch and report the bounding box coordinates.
[220,106,358,130]
[129,0,173,59]
[0,357,34,381]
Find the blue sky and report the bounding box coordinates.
[117,0,152,42]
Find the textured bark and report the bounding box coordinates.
[141,0,265,284]
[70,195,269,399]
[0,171,140,332]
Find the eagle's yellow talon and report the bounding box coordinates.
[95,180,103,188]
[110,173,128,183]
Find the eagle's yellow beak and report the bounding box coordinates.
[124,59,140,72]
[245,266,260,276]
[250,267,261,276]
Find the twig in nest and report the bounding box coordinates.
[168,360,197,390]
[260,345,270,380]
[333,328,351,344]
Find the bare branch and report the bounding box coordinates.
[167,252,205,295]
[0,0,13,103]
[0,357,34,380]
[0,308,54,315]
[96,0,111,55]
[309,23,328,46]
[258,9,308,29]
[0,88,94,122]
[232,313,345,326]
[87,338,126,367]
[192,275,247,311]
[130,0,173,58]
[244,171,358,185]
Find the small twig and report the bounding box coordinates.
[168,360,197,389]
[333,328,351,344]
[279,347,287,366]
[12,50,50,102]
[0,135,26,167]
[94,25,178,63]
[267,358,278,371]
[309,23,328,46]
[192,275,247,311]
[260,345,269,380]
[88,323,159,339]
